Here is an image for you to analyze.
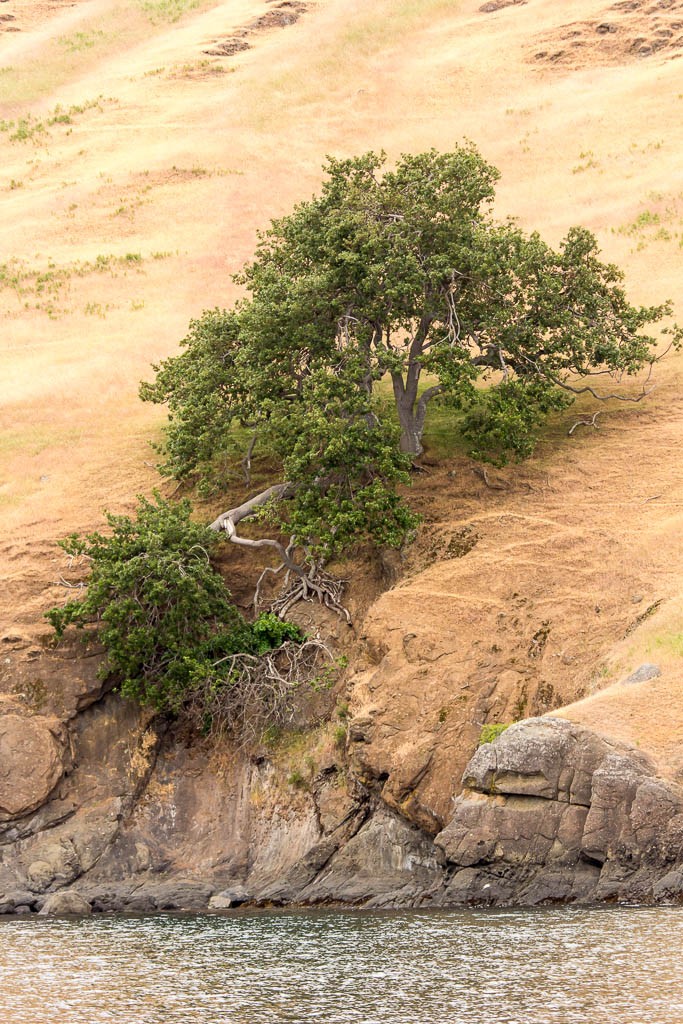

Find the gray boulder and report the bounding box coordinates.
[621,664,661,685]
[39,891,92,916]
[436,717,683,905]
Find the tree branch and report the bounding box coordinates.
[209,483,293,532]
[209,483,305,576]
[416,384,444,431]
[209,484,351,621]
[524,356,656,404]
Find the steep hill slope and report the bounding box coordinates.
[1,0,682,908]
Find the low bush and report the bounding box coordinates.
[478,722,511,746]
[46,494,329,739]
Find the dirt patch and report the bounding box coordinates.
[533,0,683,67]
[203,37,250,56]
[0,0,81,34]
[250,1,307,30]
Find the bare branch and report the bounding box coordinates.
[568,410,603,436]
[183,636,338,747]
[58,576,86,590]
[523,356,656,405]
[254,562,287,609]
[471,465,507,490]
[555,378,655,403]
[210,483,291,532]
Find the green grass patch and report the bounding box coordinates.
[0,252,146,318]
[648,631,683,658]
[0,424,83,457]
[572,149,601,174]
[0,97,112,145]
[58,30,108,53]
[613,200,683,251]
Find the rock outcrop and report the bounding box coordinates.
[435,718,683,905]
[0,714,67,818]
[0,643,681,914]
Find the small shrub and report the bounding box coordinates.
[479,722,511,746]
[46,494,246,712]
[287,769,307,789]
[46,495,331,740]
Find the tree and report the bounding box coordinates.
[141,145,679,592]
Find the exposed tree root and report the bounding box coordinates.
[184,636,336,746]
[269,564,351,624]
[209,485,351,623]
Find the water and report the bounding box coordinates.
[1,906,682,1023]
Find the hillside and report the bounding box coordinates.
[1,0,683,910]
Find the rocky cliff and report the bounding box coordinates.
[1,631,682,915]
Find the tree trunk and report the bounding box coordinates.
[397,402,424,456]
[392,374,423,456]
[392,373,444,457]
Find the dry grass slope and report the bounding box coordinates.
[1,0,682,785]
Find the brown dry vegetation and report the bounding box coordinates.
[1,0,682,792]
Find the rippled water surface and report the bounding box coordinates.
[2,906,683,1023]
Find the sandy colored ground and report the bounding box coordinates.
[1,0,682,778]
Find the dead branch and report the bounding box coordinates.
[471,464,507,490]
[568,410,603,436]
[528,357,656,405]
[183,635,336,746]
[57,576,86,590]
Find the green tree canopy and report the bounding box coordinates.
[141,144,679,569]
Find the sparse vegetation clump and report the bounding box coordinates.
[0,97,111,144]
[136,0,202,24]
[0,252,145,318]
[479,723,510,745]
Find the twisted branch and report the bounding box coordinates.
[209,484,351,622]
[568,410,603,435]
